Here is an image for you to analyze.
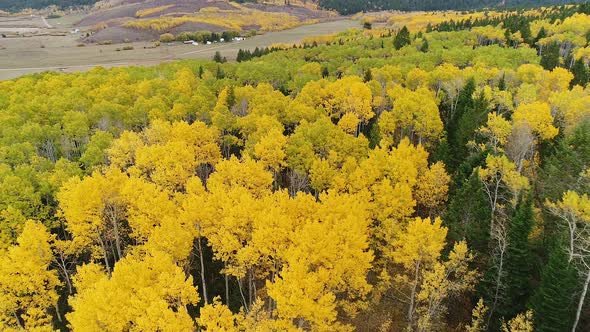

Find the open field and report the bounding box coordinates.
[0,19,359,80]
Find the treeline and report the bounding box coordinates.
[0,0,97,11]
[319,0,587,15]
[162,30,241,43]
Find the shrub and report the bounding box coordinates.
[159,33,175,42]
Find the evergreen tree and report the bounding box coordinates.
[215,65,224,79]
[498,73,506,91]
[530,243,577,332]
[571,58,589,87]
[540,42,560,70]
[213,51,224,63]
[363,68,373,82]
[393,26,411,50]
[226,85,236,109]
[502,194,534,319]
[534,26,547,45]
[445,170,492,256]
[420,38,429,52]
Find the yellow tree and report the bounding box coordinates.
[57,169,128,275]
[67,251,199,331]
[390,217,478,331]
[0,221,61,330]
[267,192,373,331]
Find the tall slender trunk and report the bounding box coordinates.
[248,269,253,307]
[55,303,63,323]
[225,273,229,304]
[197,237,208,304]
[109,205,122,259]
[408,261,421,327]
[13,311,23,330]
[572,269,590,332]
[238,277,248,311]
[487,237,506,327]
[97,234,111,275]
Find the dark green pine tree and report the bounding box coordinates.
[571,58,589,88]
[540,42,560,70]
[393,26,411,50]
[226,85,236,109]
[530,243,577,332]
[420,38,429,52]
[363,68,373,82]
[534,26,547,45]
[445,170,491,257]
[213,51,223,63]
[501,194,535,319]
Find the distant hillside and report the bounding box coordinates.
[0,0,99,11]
[318,0,587,14]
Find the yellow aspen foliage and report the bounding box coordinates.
[466,299,489,332]
[372,65,403,87]
[405,67,429,90]
[67,251,199,331]
[0,221,60,330]
[478,155,529,195]
[512,102,559,140]
[252,128,288,173]
[310,158,337,193]
[479,113,513,152]
[415,162,450,213]
[549,86,590,133]
[515,83,539,105]
[119,177,177,243]
[392,217,447,268]
[416,241,478,331]
[338,112,361,135]
[267,192,373,331]
[546,191,590,226]
[390,219,477,331]
[383,86,442,146]
[501,310,534,332]
[57,169,128,263]
[516,64,544,84]
[298,77,374,124]
[201,157,273,276]
[198,296,241,332]
[132,120,221,190]
[170,68,197,97]
[107,131,144,170]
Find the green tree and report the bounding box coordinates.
[540,43,560,70]
[571,58,589,88]
[530,243,577,332]
[394,26,411,50]
[502,194,534,319]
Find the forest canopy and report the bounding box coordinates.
[319,0,588,14]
